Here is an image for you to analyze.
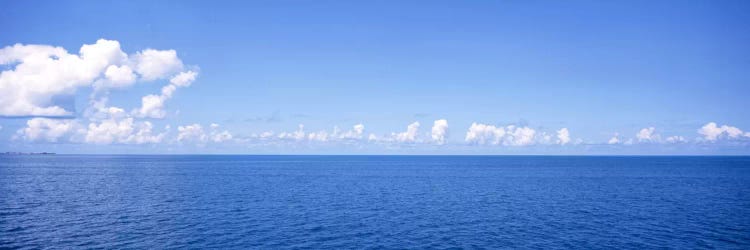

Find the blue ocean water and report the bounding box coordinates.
[1,155,749,249]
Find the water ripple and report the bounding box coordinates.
[1,155,749,248]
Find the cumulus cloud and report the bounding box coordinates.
[251,123,368,144]
[278,124,306,141]
[132,49,183,81]
[464,123,538,146]
[100,65,137,89]
[14,99,170,145]
[698,122,748,141]
[338,123,365,140]
[177,123,232,144]
[636,127,660,142]
[607,133,621,145]
[393,122,420,143]
[2,39,209,146]
[556,128,570,145]
[307,131,329,142]
[665,135,687,143]
[15,118,80,142]
[465,123,505,145]
[0,39,189,117]
[134,70,198,119]
[368,133,378,142]
[177,124,206,142]
[431,119,448,145]
[209,129,233,143]
[505,125,536,146]
[85,118,164,144]
[0,40,121,116]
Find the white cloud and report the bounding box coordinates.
[556,128,570,145]
[0,40,123,116]
[0,39,191,117]
[209,124,233,143]
[98,65,137,89]
[698,122,748,141]
[636,127,660,142]
[665,135,687,143]
[135,94,167,119]
[465,123,537,146]
[85,117,164,144]
[134,70,198,119]
[278,124,306,140]
[338,123,365,140]
[308,131,329,142]
[431,119,448,145]
[169,70,197,87]
[176,123,232,144]
[394,122,420,143]
[259,131,274,139]
[15,118,80,142]
[505,125,536,146]
[178,124,206,142]
[132,49,183,81]
[465,123,505,145]
[607,133,621,145]
[14,99,167,145]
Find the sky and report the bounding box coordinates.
[1,0,749,154]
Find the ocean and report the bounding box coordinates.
[1,155,749,249]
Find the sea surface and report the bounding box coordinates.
[1,155,749,249]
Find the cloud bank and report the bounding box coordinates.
[3,40,749,152]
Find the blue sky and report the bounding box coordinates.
[1,0,749,154]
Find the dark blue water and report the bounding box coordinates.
[1,155,749,249]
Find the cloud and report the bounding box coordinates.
[169,70,197,87]
[132,49,183,81]
[636,127,660,142]
[338,123,365,140]
[393,121,420,143]
[2,39,205,146]
[177,124,206,142]
[85,118,164,144]
[177,123,232,144]
[209,124,233,143]
[83,103,168,145]
[251,123,367,144]
[0,40,122,116]
[464,123,538,146]
[465,123,505,145]
[0,39,189,117]
[665,135,687,143]
[698,122,748,141]
[278,124,306,141]
[431,119,448,145]
[14,100,169,145]
[307,131,329,142]
[556,128,570,145]
[15,118,80,142]
[134,70,198,119]
[607,133,621,144]
[506,125,536,146]
[100,65,137,89]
